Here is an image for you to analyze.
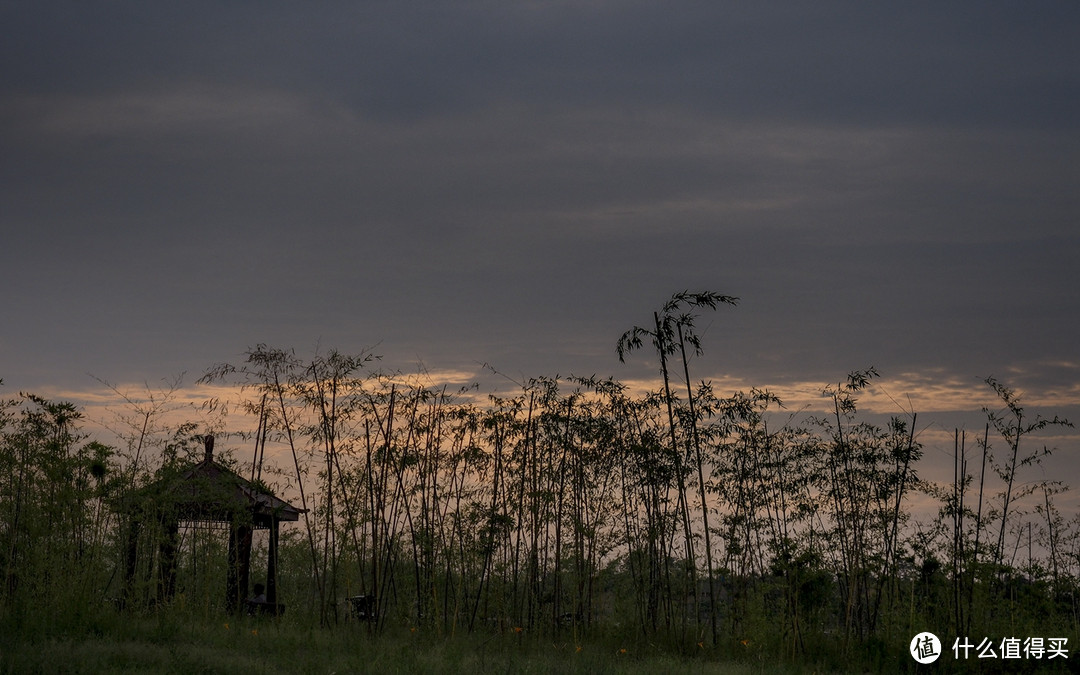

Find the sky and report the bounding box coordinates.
[3,2,1079,493]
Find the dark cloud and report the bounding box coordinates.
[7,2,1078,123]
[2,1,1078,403]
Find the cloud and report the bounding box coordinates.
[24,87,308,137]
[2,2,1078,422]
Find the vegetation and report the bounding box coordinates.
[1,292,1078,673]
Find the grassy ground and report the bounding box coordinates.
[8,614,1076,674]
[0,610,830,675]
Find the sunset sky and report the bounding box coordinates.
[3,3,1079,483]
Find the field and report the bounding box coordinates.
[0,608,830,675]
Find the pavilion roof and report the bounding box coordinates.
[122,436,303,528]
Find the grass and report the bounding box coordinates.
[5,601,1074,674]
[0,607,835,675]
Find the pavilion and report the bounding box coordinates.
[121,435,303,613]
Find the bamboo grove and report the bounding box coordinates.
[1,292,1077,662]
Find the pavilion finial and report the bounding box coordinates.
[204,434,215,463]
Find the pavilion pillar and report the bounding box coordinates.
[157,519,179,603]
[226,524,236,612]
[239,525,252,606]
[267,516,280,606]
[226,521,253,613]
